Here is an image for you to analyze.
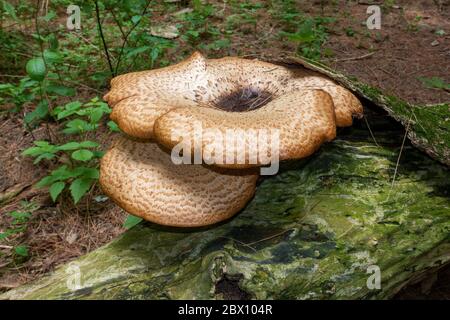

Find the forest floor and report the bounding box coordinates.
[0,0,449,298]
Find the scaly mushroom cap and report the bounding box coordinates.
[154,89,337,168]
[200,56,362,127]
[99,136,258,227]
[104,52,207,139]
[103,52,363,140]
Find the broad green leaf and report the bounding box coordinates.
[79,141,99,148]
[92,150,105,158]
[36,175,57,188]
[72,149,94,161]
[0,83,14,90]
[22,146,43,156]
[123,215,143,229]
[65,101,83,111]
[63,119,97,134]
[50,165,82,180]
[49,181,65,202]
[73,167,99,179]
[24,100,49,123]
[14,245,28,257]
[131,15,141,24]
[43,49,62,63]
[33,152,55,164]
[36,165,81,188]
[88,107,104,123]
[57,142,81,151]
[107,120,120,132]
[34,141,50,147]
[70,178,93,203]
[26,57,46,81]
[54,101,82,120]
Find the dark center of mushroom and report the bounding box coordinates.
[214,87,273,112]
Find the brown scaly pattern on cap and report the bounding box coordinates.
[103,52,208,139]
[103,51,363,140]
[154,90,337,168]
[203,56,363,127]
[99,136,259,227]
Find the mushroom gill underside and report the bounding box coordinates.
[100,52,364,227]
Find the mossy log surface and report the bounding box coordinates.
[2,121,449,299]
[290,57,450,167]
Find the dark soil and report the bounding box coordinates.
[215,274,252,300]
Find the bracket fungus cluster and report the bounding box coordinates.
[100,52,363,227]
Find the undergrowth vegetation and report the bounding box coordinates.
[0,0,335,214]
[0,0,448,279]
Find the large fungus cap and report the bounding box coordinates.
[104,52,363,141]
[154,89,337,168]
[99,136,258,227]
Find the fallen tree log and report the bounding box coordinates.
[290,57,450,167]
[2,112,449,299]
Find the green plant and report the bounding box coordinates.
[179,0,217,45]
[418,77,450,91]
[345,27,355,37]
[20,35,79,125]
[0,77,40,112]
[22,97,113,203]
[0,201,38,261]
[279,16,333,60]
[270,0,302,29]
[271,0,333,60]
[52,98,111,134]
[407,15,423,32]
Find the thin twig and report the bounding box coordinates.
[390,114,413,191]
[109,9,127,41]
[334,52,376,62]
[364,115,380,147]
[245,229,293,247]
[94,0,115,77]
[220,236,256,252]
[114,1,152,75]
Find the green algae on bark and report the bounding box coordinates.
[287,57,450,167]
[2,125,449,300]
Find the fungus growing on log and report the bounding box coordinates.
[99,136,258,227]
[101,52,363,226]
[103,52,363,140]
